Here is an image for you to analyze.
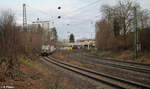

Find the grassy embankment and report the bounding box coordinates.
[19,57,69,89]
[91,50,150,64]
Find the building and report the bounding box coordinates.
[66,39,96,50]
[32,18,52,32]
[31,18,55,42]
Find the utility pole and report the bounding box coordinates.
[23,3,27,31]
[134,7,139,59]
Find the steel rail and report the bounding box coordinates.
[42,56,150,89]
[84,53,150,66]
[73,53,150,74]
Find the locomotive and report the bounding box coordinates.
[41,44,56,56]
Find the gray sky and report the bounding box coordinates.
[0,0,150,40]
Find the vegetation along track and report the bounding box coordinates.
[83,52,150,66]
[41,56,150,89]
[72,53,150,74]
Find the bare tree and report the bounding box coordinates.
[96,0,150,51]
[0,11,23,70]
[138,9,150,29]
[101,0,150,35]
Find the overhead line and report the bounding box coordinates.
[54,0,102,22]
[27,0,102,22]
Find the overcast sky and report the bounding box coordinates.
[0,0,150,41]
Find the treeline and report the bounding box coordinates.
[0,11,22,70]
[0,11,52,76]
[96,0,150,51]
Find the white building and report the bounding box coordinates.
[32,18,52,31]
[32,18,55,42]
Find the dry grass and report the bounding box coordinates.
[94,50,150,64]
[54,51,89,66]
[0,58,47,89]
[53,51,84,67]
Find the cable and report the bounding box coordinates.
[26,0,102,27]
[54,0,102,22]
[54,13,101,26]
[68,0,102,15]
[27,0,102,22]
[26,5,50,16]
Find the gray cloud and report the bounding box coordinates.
[0,0,150,40]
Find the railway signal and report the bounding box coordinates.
[58,16,61,19]
[57,6,61,19]
[58,6,61,10]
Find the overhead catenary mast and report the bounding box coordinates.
[23,3,27,31]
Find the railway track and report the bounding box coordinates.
[42,56,150,89]
[83,53,150,66]
[85,53,150,66]
[72,53,150,74]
